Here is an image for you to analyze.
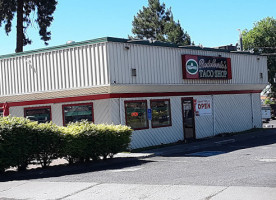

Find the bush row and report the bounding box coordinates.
[0,116,132,172]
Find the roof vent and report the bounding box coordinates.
[66,40,76,45]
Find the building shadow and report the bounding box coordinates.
[0,157,153,182]
[161,129,276,158]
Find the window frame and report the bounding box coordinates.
[150,99,172,128]
[124,100,149,130]
[24,106,52,122]
[62,102,94,126]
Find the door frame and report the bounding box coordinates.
[181,97,196,140]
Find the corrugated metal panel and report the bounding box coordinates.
[213,94,253,134]
[252,93,262,128]
[94,99,112,124]
[194,95,214,139]
[0,43,109,97]
[107,42,268,86]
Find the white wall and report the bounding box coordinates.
[9,93,261,149]
[118,93,260,149]
[213,94,253,134]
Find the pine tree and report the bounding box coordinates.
[0,0,57,53]
[132,0,191,45]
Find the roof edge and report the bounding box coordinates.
[0,37,109,59]
[0,36,263,59]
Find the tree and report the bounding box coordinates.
[242,17,276,97]
[132,0,191,46]
[0,0,57,53]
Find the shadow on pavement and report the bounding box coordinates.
[0,158,153,182]
[167,129,276,158]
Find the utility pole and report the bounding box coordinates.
[237,29,243,51]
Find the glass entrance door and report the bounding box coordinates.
[182,98,195,140]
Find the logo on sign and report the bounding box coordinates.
[186,59,198,75]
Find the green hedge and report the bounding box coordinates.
[0,117,132,172]
[62,122,132,163]
[0,116,37,172]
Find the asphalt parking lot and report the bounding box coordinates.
[1,129,276,200]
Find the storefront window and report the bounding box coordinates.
[0,109,3,117]
[151,99,172,128]
[125,101,148,130]
[63,103,93,125]
[24,107,51,123]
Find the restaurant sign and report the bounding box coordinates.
[182,54,232,79]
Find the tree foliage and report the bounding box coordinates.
[242,17,276,97]
[0,0,57,53]
[132,0,191,46]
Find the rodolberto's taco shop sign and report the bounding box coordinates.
[182,54,232,79]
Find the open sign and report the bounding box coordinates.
[195,99,212,116]
[131,112,139,117]
[198,103,211,109]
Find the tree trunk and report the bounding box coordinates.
[16,0,24,53]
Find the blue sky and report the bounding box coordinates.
[0,0,275,55]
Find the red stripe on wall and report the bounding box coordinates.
[0,90,261,108]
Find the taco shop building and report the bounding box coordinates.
[0,37,268,149]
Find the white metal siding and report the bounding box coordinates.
[213,94,253,134]
[194,95,214,139]
[0,43,109,97]
[93,99,112,124]
[252,93,262,128]
[107,42,268,86]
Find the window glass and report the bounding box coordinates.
[25,107,51,123]
[125,101,148,129]
[0,110,3,117]
[151,100,171,127]
[63,104,93,125]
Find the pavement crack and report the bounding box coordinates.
[204,186,229,200]
[57,183,102,200]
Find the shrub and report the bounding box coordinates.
[62,121,132,163]
[32,122,63,168]
[0,116,37,171]
[0,116,132,171]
